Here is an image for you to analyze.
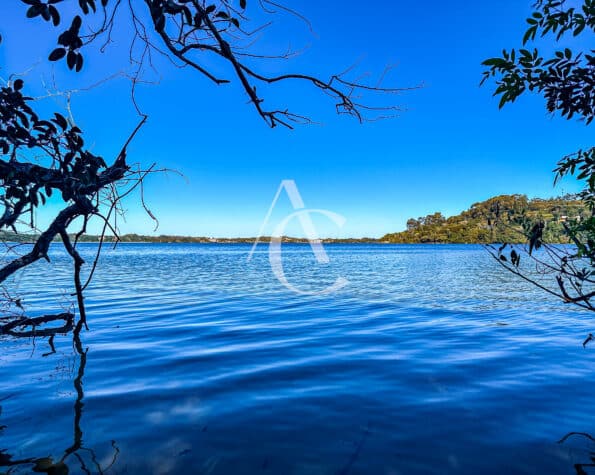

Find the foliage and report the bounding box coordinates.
[381,194,587,244]
[481,0,594,120]
[481,0,595,311]
[0,40,147,326]
[18,0,411,127]
[481,0,594,201]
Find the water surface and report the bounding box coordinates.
[2,244,595,474]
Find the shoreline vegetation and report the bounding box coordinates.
[2,194,587,245]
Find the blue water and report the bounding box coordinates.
[2,243,595,474]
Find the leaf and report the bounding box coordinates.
[48,47,66,61]
[71,15,82,32]
[511,249,520,267]
[75,53,83,72]
[48,5,60,26]
[523,25,537,44]
[78,0,89,14]
[498,93,509,109]
[528,222,543,255]
[26,5,41,18]
[40,5,51,21]
[53,113,68,130]
[482,58,507,67]
[67,50,77,69]
[574,23,586,36]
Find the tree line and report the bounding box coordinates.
[382,194,588,244]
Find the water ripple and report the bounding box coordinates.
[2,244,595,474]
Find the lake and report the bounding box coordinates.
[2,243,595,474]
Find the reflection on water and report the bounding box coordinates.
[2,244,595,474]
[1,332,120,474]
[558,433,595,475]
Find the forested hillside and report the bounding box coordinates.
[381,195,589,243]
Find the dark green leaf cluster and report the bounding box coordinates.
[555,147,595,208]
[481,0,595,121]
[0,78,110,232]
[527,0,595,40]
[19,0,247,73]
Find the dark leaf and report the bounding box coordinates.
[67,50,77,69]
[48,5,60,26]
[40,5,51,21]
[78,0,89,14]
[48,47,66,61]
[53,113,68,130]
[75,53,83,72]
[26,5,41,18]
[71,15,82,32]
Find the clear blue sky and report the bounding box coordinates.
[0,1,592,238]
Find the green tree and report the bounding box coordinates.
[481,0,595,311]
[381,195,585,244]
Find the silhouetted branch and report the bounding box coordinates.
[0,312,74,337]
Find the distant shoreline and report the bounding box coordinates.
[71,237,386,244]
[2,234,562,245]
[5,238,548,245]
